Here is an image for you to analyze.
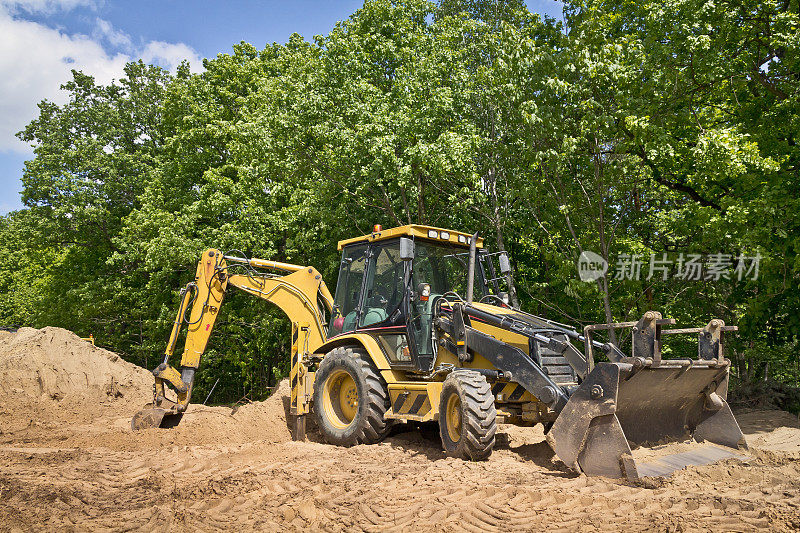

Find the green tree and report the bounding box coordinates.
[558,0,799,378]
[5,0,798,403]
[13,62,174,342]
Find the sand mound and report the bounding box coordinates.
[156,378,293,444]
[736,408,800,458]
[2,327,800,530]
[0,327,152,407]
[0,327,293,447]
[53,377,294,451]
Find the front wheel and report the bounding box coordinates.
[439,370,497,460]
[313,346,390,446]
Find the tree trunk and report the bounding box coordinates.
[416,170,427,224]
[487,164,520,308]
[596,274,618,346]
[593,141,618,346]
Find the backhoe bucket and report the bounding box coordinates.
[131,405,183,430]
[548,361,746,479]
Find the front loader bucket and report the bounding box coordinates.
[547,361,747,479]
[131,405,183,430]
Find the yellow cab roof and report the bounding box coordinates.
[337,225,484,251]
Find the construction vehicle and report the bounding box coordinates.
[132,225,747,479]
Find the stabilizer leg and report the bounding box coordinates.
[293,414,306,442]
[290,322,310,442]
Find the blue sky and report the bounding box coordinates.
[0,0,564,214]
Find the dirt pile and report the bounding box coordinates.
[1,327,799,531]
[0,327,152,405]
[736,408,800,459]
[134,378,294,446]
[0,327,293,448]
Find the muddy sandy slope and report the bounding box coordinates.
[1,328,799,532]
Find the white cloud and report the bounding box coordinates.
[0,0,99,15]
[141,40,203,72]
[0,10,127,152]
[94,17,132,49]
[0,4,202,153]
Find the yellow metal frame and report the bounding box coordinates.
[314,332,407,385]
[290,322,311,417]
[228,268,331,353]
[154,250,228,408]
[148,229,537,433]
[384,381,444,422]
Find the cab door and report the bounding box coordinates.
[328,243,369,337]
[358,241,405,329]
[406,242,441,373]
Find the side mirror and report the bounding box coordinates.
[400,237,414,261]
[499,252,511,275]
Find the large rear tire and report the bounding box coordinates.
[439,370,497,460]
[313,346,390,446]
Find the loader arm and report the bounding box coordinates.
[437,294,747,479]
[132,249,333,430]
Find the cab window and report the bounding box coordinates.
[412,243,483,299]
[360,242,403,327]
[329,243,368,336]
[409,240,483,358]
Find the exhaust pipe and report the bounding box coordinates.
[466,232,478,304]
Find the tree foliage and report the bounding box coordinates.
[1,0,798,403]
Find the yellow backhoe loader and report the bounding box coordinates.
[132,225,747,479]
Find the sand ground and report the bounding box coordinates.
[1,327,799,532]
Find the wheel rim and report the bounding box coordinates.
[322,369,359,429]
[445,392,462,443]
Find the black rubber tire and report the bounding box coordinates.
[438,370,497,460]
[313,346,390,446]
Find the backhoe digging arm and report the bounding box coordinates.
[132,249,332,431]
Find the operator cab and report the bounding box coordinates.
[328,225,511,372]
